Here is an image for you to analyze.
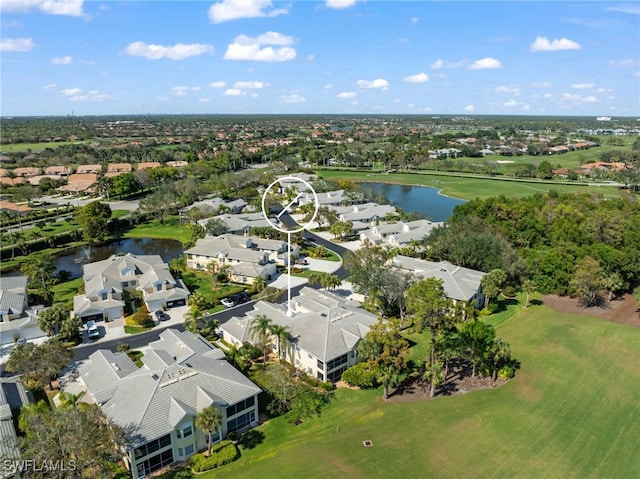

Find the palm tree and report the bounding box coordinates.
[249,314,272,367]
[225,344,245,370]
[523,279,536,308]
[206,261,220,289]
[57,391,86,409]
[490,338,511,382]
[183,305,204,334]
[195,406,223,456]
[253,275,267,294]
[269,324,291,360]
[201,318,220,340]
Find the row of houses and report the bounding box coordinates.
[0,161,187,191]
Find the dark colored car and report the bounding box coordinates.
[235,291,251,304]
[155,310,170,321]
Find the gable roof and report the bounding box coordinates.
[222,287,378,362]
[392,255,486,301]
[80,329,260,445]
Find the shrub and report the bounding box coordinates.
[189,441,239,473]
[502,285,518,298]
[498,365,515,380]
[341,362,378,388]
[127,308,152,327]
[116,343,130,353]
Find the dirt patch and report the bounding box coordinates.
[543,293,640,327]
[385,367,506,403]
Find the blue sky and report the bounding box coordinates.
[1,0,639,116]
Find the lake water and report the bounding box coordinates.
[54,237,184,278]
[359,182,466,222]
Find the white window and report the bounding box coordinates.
[178,448,183,457]
[122,281,128,287]
[183,424,193,438]
[307,353,313,359]
[101,292,108,301]
[130,280,137,286]
[185,444,194,456]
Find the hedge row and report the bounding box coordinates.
[189,441,239,473]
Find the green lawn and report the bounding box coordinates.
[0,140,89,153]
[51,277,84,306]
[180,271,246,310]
[179,302,639,479]
[317,170,620,201]
[124,217,191,244]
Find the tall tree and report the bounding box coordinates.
[570,256,604,307]
[480,269,506,309]
[195,406,223,457]
[6,340,73,390]
[37,304,67,337]
[183,305,204,334]
[357,317,409,399]
[269,323,291,360]
[406,278,455,397]
[77,201,112,243]
[522,279,536,308]
[458,320,496,377]
[20,251,56,303]
[249,314,273,367]
[18,401,127,478]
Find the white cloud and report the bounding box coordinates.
[495,85,521,95]
[208,0,288,23]
[561,92,599,104]
[570,83,594,89]
[357,79,389,90]
[337,92,357,98]
[582,96,598,103]
[326,0,357,9]
[0,0,84,16]
[0,37,34,52]
[530,36,581,52]
[209,81,226,88]
[403,72,429,83]
[324,84,333,90]
[410,16,418,24]
[224,32,296,62]
[171,86,189,96]
[51,55,72,64]
[531,81,552,88]
[43,83,57,90]
[469,57,503,70]
[609,59,637,67]
[306,54,315,61]
[78,59,96,65]
[191,86,202,91]
[60,88,82,96]
[200,98,211,103]
[280,93,306,104]
[233,81,268,89]
[464,104,475,112]
[503,99,518,107]
[124,41,214,60]
[68,89,111,102]
[2,20,22,28]
[430,58,466,69]
[224,88,245,96]
[605,4,640,14]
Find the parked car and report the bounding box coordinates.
[16,338,26,345]
[294,258,309,265]
[237,291,251,303]
[86,320,100,339]
[220,297,236,308]
[155,310,170,321]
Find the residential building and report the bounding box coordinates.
[184,234,297,284]
[391,255,486,307]
[180,197,247,218]
[359,219,442,249]
[73,253,189,322]
[57,173,98,194]
[0,276,28,322]
[13,167,42,178]
[137,162,161,170]
[300,189,349,207]
[220,287,378,382]
[78,329,261,479]
[0,200,31,216]
[0,377,33,478]
[197,212,271,236]
[44,165,73,176]
[105,163,133,178]
[76,164,102,174]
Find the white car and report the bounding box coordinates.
[220,297,236,308]
[86,320,100,339]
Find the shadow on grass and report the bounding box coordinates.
[238,429,265,450]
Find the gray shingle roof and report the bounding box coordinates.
[392,255,486,301]
[80,329,260,445]
[221,287,378,362]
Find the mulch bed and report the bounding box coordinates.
[543,293,640,327]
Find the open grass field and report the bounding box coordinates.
[181,302,639,479]
[0,140,88,153]
[124,218,191,244]
[317,170,620,201]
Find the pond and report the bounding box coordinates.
[54,237,184,278]
[358,182,466,222]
